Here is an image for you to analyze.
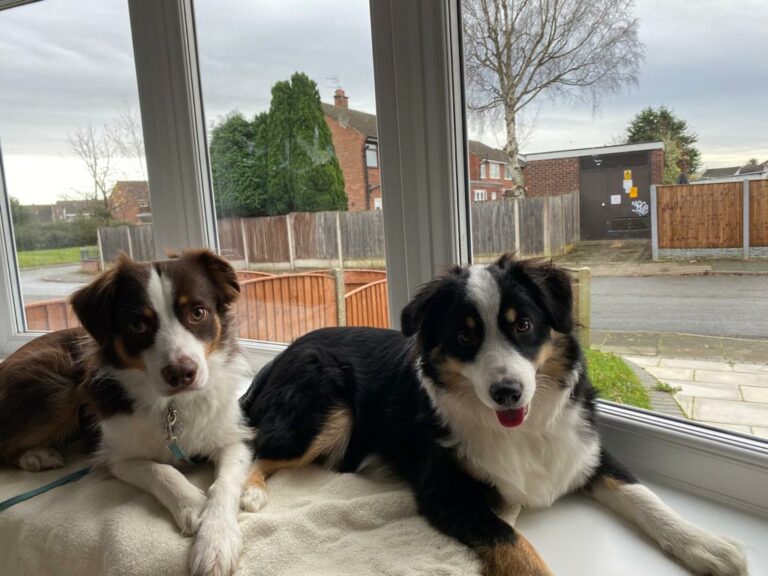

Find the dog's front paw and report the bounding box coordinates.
[665,532,748,576]
[17,448,65,472]
[240,484,268,512]
[173,487,207,536]
[190,510,242,576]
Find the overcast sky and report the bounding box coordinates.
[0,0,766,204]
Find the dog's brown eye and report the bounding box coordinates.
[515,318,532,333]
[190,306,208,323]
[457,330,473,345]
[129,319,148,334]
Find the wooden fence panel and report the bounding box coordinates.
[237,274,337,343]
[217,217,245,260]
[471,201,517,256]
[129,225,155,262]
[519,196,545,257]
[345,279,390,329]
[547,195,565,255]
[292,212,338,260]
[343,269,386,293]
[750,180,768,247]
[244,215,290,263]
[657,183,742,249]
[24,300,80,332]
[98,224,155,264]
[341,211,385,260]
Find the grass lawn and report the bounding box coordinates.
[584,348,651,410]
[17,246,96,269]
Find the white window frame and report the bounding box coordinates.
[365,144,379,168]
[504,163,512,180]
[474,189,487,202]
[489,161,500,179]
[480,162,487,179]
[0,0,766,516]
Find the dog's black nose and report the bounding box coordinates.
[162,356,198,388]
[489,379,523,407]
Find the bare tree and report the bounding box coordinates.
[68,123,116,209]
[108,103,147,181]
[463,0,644,191]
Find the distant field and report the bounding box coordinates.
[17,246,96,269]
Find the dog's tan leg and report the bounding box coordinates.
[478,535,554,576]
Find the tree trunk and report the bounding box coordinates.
[504,106,525,195]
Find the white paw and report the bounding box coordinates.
[173,488,208,536]
[17,448,65,472]
[665,531,748,576]
[240,485,268,512]
[189,510,242,576]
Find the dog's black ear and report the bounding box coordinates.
[400,265,462,337]
[520,259,574,334]
[186,249,240,306]
[71,260,123,345]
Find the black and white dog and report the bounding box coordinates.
[0,251,267,576]
[241,256,747,576]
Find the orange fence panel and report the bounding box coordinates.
[345,279,390,329]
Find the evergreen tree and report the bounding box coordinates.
[209,112,267,217]
[266,72,346,214]
[625,106,701,183]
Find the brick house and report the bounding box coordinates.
[110,181,151,224]
[53,199,99,221]
[467,140,521,202]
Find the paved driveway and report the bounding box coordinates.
[19,264,89,302]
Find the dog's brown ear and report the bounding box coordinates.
[71,266,120,345]
[520,259,574,334]
[400,265,462,337]
[185,249,240,306]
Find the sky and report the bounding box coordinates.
[0,0,766,205]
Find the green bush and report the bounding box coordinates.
[13,218,103,251]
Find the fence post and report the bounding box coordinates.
[332,267,346,327]
[335,211,344,268]
[743,179,750,260]
[513,198,521,256]
[286,214,296,270]
[240,218,250,269]
[542,198,551,257]
[125,226,134,259]
[560,194,566,255]
[97,227,106,271]
[576,267,591,348]
[650,185,659,261]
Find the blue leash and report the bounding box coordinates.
[0,466,92,512]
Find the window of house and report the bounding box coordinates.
[195,0,389,345]
[480,163,487,179]
[474,189,487,202]
[491,191,497,201]
[366,144,379,168]
[0,0,153,333]
[460,0,768,443]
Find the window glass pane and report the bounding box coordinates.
[196,0,388,344]
[461,1,768,439]
[0,0,153,332]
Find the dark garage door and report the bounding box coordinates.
[579,151,652,240]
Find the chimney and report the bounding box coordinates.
[334,88,349,108]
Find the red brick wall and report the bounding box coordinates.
[522,158,580,197]
[325,115,370,211]
[650,149,664,184]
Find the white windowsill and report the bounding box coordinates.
[520,479,766,575]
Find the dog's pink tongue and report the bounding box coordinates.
[496,407,526,428]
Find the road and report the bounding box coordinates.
[591,276,768,339]
[19,264,89,302]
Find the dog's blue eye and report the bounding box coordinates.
[515,318,532,333]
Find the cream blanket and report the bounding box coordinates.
[0,460,480,576]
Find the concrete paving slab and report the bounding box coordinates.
[695,370,768,388]
[674,394,694,418]
[692,398,768,427]
[645,366,694,381]
[624,355,661,367]
[658,335,726,359]
[752,427,768,439]
[733,363,768,374]
[695,421,754,434]
[740,386,768,404]
[659,358,734,371]
[672,381,742,400]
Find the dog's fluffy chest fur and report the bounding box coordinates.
[97,353,252,466]
[431,376,601,508]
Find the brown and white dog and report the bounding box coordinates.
[0,250,267,576]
